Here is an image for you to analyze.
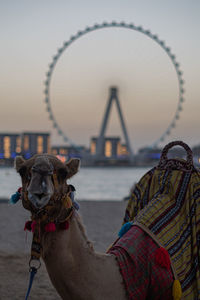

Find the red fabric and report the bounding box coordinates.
[31,220,37,232]
[17,187,22,194]
[108,225,173,300]
[24,220,32,231]
[44,222,56,232]
[155,247,171,270]
[24,220,70,233]
[59,221,69,230]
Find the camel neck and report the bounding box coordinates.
[41,214,126,300]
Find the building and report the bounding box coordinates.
[0,133,21,165]
[51,145,85,162]
[0,132,51,165]
[22,132,51,159]
[136,147,162,166]
[90,136,129,158]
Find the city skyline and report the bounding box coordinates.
[1,0,200,152]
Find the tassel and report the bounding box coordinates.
[9,191,21,204]
[172,279,182,300]
[59,221,69,230]
[70,190,75,202]
[24,221,32,231]
[70,190,79,210]
[155,247,171,270]
[9,187,22,204]
[118,222,133,238]
[45,222,56,232]
[66,196,72,209]
[73,200,80,211]
[17,187,22,194]
[31,221,37,233]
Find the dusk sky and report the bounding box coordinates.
[1,0,200,152]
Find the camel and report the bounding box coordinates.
[14,154,175,300]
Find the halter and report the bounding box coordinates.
[10,168,78,263]
[23,172,77,262]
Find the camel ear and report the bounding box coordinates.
[65,158,80,179]
[15,156,25,172]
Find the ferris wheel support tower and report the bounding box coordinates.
[96,87,134,160]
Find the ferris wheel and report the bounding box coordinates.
[44,21,185,149]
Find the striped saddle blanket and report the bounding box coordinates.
[123,141,200,299]
[108,225,174,300]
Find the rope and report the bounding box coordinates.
[25,267,37,300]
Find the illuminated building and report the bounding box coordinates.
[90,137,127,158]
[0,132,51,164]
[51,145,83,161]
[90,140,96,155]
[119,144,129,156]
[52,146,68,156]
[0,133,21,161]
[105,140,112,157]
[22,132,50,159]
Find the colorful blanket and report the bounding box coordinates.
[108,225,174,299]
[123,141,200,299]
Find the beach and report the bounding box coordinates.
[0,200,127,299]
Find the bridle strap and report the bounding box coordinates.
[52,172,59,190]
[23,173,75,260]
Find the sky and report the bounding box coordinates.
[0,0,200,152]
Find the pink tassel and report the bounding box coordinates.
[45,222,56,232]
[155,247,171,270]
[18,187,22,194]
[24,221,32,231]
[31,220,37,233]
[60,221,69,230]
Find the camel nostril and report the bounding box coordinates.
[35,193,45,200]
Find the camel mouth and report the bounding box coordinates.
[28,192,52,209]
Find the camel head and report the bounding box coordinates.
[15,154,80,211]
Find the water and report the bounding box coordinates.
[0,167,150,201]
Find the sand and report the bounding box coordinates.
[0,200,127,299]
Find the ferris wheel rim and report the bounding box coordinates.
[44,21,185,149]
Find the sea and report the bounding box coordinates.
[0,167,150,201]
